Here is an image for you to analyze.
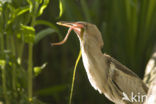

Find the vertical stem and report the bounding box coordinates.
[2,67,9,104]
[28,13,36,101]
[11,35,16,92]
[12,64,16,91]
[69,50,82,104]
[1,33,9,104]
[0,33,4,51]
[27,1,37,101]
[19,41,24,62]
[6,34,10,50]
[28,43,33,101]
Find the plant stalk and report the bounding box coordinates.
[28,10,36,101]
[2,67,9,104]
[69,50,82,104]
[19,40,24,62]
[0,33,4,52]
[11,35,16,92]
[28,43,33,101]
[1,33,9,104]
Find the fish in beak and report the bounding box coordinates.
[51,21,84,46]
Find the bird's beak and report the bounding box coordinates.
[57,21,75,28]
[57,21,84,37]
[51,21,84,46]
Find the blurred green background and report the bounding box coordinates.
[0,0,156,104]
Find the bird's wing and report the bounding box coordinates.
[104,54,148,96]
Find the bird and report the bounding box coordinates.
[52,21,148,104]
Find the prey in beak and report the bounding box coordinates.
[51,21,84,46]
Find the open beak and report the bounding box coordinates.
[57,21,84,35]
[57,21,75,27]
[51,21,84,46]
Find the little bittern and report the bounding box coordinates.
[53,21,148,104]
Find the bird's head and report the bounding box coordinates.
[53,21,104,49]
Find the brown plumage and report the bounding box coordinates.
[54,21,148,104]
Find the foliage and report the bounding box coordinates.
[0,0,156,104]
[0,0,58,103]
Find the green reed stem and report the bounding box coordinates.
[2,67,9,104]
[11,35,16,92]
[1,33,9,104]
[28,43,33,101]
[69,50,82,104]
[28,9,36,101]
[0,33,4,52]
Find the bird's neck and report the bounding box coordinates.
[80,42,104,70]
[81,43,103,59]
[80,41,109,94]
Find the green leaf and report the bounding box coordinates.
[6,4,16,25]
[20,24,35,33]
[0,59,6,69]
[35,0,42,4]
[35,20,59,31]
[34,63,47,76]
[27,0,33,13]
[20,24,35,43]
[35,20,62,38]
[58,0,63,18]
[38,0,49,16]
[17,6,29,16]
[35,20,62,42]
[35,28,56,44]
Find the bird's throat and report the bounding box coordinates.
[81,44,103,74]
[80,43,107,93]
[81,42,103,59]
